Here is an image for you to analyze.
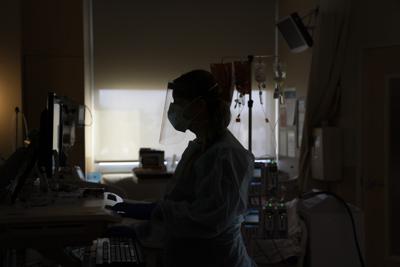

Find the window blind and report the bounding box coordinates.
[92,0,276,162]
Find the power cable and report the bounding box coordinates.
[84,105,94,127]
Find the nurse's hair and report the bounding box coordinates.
[172,69,231,130]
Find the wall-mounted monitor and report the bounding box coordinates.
[277,12,313,53]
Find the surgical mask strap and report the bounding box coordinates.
[208,83,219,93]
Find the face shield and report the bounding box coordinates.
[159,80,220,145]
[159,83,194,145]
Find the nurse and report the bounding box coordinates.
[157,69,256,267]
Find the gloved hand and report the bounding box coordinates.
[150,203,164,221]
[110,202,157,220]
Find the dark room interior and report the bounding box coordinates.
[1,0,400,266]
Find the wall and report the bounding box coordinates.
[277,0,400,204]
[0,0,22,159]
[279,2,400,265]
[277,0,317,178]
[351,1,400,265]
[327,0,400,204]
[335,0,400,205]
[21,0,85,169]
[279,0,316,98]
[93,0,276,90]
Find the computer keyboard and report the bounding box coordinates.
[85,237,144,266]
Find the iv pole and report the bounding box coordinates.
[247,55,254,153]
[247,54,275,154]
[219,54,275,154]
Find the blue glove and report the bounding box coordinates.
[110,202,157,220]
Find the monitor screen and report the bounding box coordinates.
[253,167,262,178]
[277,12,313,53]
[52,102,61,153]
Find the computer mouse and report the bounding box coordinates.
[104,192,124,209]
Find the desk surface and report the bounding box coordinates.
[0,197,121,249]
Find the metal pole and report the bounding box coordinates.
[15,107,19,149]
[274,0,280,161]
[248,55,254,153]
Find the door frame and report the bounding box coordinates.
[384,74,400,264]
[358,43,400,209]
[360,44,400,266]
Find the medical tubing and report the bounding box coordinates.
[300,191,365,267]
[22,112,29,140]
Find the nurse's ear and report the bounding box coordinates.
[185,98,208,121]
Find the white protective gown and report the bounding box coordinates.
[158,130,256,267]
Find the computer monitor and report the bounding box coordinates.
[39,92,62,179]
[0,92,84,203]
[277,12,313,53]
[39,92,85,178]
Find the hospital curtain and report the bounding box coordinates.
[299,0,352,190]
